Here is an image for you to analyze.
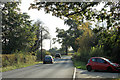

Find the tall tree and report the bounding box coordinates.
[29,1,119,29]
[31,20,50,60]
[56,19,84,52]
[29,2,99,21]
[2,2,36,54]
[77,22,96,51]
[29,1,120,62]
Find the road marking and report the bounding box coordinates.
[73,67,76,80]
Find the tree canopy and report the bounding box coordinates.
[29,1,120,63]
[2,2,36,53]
[2,2,50,54]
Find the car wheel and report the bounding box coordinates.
[51,61,53,64]
[107,67,113,72]
[94,70,99,72]
[43,62,46,64]
[87,66,92,72]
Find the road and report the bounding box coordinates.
[2,55,120,80]
[76,68,120,79]
[2,56,74,78]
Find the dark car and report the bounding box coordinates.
[55,53,61,58]
[86,57,120,72]
[43,55,54,64]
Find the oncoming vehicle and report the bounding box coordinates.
[55,53,61,58]
[43,55,54,64]
[86,57,120,72]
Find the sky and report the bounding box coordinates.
[19,0,69,50]
[19,0,106,50]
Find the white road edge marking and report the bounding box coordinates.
[73,67,76,80]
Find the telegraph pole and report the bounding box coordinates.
[50,38,52,50]
[40,28,43,61]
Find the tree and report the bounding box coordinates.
[31,20,50,60]
[92,26,120,63]
[77,22,96,51]
[91,2,120,63]
[29,1,119,29]
[29,2,99,21]
[2,2,36,54]
[49,47,58,56]
[56,19,84,52]
[29,2,101,52]
[31,20,50,52]
[29,1,120,63]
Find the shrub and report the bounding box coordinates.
[73,46,105,63]
[2,54,16,67]
[2,51,36,67]
[36,50,51,61]
[45,51,51,55]
[89,45,104,57]
[73,48,90,63]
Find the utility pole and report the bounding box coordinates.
[40,28,43,61]
[50,38,52,50]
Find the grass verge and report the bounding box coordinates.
[68,53,74,56]
[72,58,86,70]
[1,61,42,72]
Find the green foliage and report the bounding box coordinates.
[77,22,96,50]
[29,2,99,22]
[1,62,40,72]
[31,20,50,52]
[73,48,90,62]
[49,47,66,56]
[30,2,120,29]
[74,26,120,63]
[2,51,36,67]
[72,58,86,70]
[89,46,104,57]
[96,26,120,63]
[2,2,37,54]
[30,1,120,64]
[56,19,84,52]
[45,51,51,55]
[2,3,50,54]
[36,50,51,61]
[49,47,58,56]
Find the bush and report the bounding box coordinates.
[73,58,86,69]
[36,50,51,61]
[73,46,105,63]
[25,55,36,64]
[2,51,36,67]
[89,45,104,57]
[45,51,51,55]
[73,48,90,62]
[2,54,16,67]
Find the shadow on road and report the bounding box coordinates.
[80,70,120,74]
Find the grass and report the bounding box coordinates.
[1,61,42,72]
[72,58,87,70]
[68,53,74,56]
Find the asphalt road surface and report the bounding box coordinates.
[2,55,120,79]
[2,56,74,78]
[76,68,120,78]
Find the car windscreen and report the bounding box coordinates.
[45,57,51,59]
[56,54,59,56]
[103,58,112,64]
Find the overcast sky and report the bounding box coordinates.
[19,0,70,50]
[19,0,106,50]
